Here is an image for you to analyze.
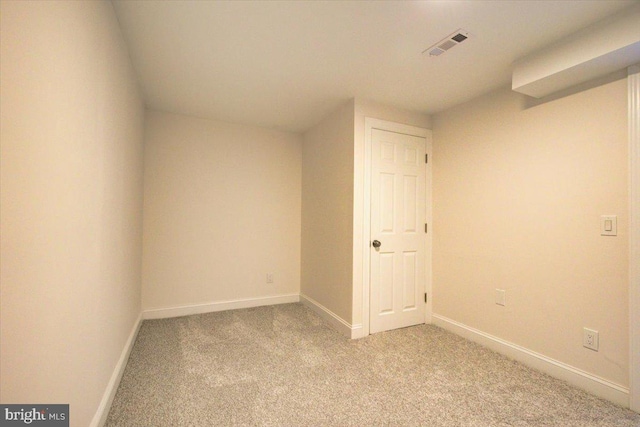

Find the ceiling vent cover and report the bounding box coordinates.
[423,29,470,57]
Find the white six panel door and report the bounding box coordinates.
[370,128,426,334]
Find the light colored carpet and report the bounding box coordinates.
[106,303,640,426]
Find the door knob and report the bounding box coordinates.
[372,240,381,248]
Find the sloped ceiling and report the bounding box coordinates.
[112,0,637,133]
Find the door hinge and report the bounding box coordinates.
[425,153,428,164]
[425,293,428,303]
[425,223,428,233]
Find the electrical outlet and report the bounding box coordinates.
[583,328,599,351]
[266,273,274,284]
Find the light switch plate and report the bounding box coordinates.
[600,215,617,236]
[495,289,506,306]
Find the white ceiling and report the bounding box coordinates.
[112,0,637,133]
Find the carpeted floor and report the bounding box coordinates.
[106,303,640,426]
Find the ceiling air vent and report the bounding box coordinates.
[423,29,470,57]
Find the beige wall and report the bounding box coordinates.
[432,80,629,386]
[352,99,431,327]
[0,1,144,426]
[301,100,355,322]
[142,111,301,310]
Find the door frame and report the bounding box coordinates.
[362,118,432,337]
[628,64,639,412]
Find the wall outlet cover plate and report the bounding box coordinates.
[583,328,599,351]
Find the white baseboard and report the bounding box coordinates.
[142,294,300,320]
[350,325,365,339]
[90,313,142,427]
[300,294,362,339]
[432,314,629,408]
